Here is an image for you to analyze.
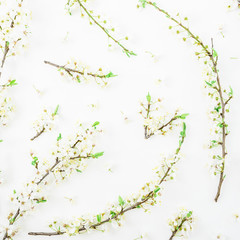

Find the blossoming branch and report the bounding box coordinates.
[139,0,233,202]
[0,0,30,81]
[168,209,194,240]
[44,60,117,87]
[28,122,187,237]
[65,0,136,57]
[0,122,103,240]
[31,105,59,141]
[0,0,30,137]
[140,93,189,139]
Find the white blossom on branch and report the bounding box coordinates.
[44,60,117,87]
[139,93,188,139]
[168,209,194,240]
[139,0,232,202]
[65,0,136,57]
[31,105,60,141]
[0,122,103,240]
[28,122,187,237]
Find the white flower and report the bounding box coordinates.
[0,94,14,126]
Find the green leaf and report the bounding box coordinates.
[154,187,160,193]
[36,199,47,204]
[97,214,101,223]
[146,92,151,102]
[139,0,147,8]
[186,211,192,218]
[125,50,137,57]
[0,140,3,143]
[180,122,186,138]
[118,196,125,206]
[105,72,117,78]
[205,80,216,87]
[76,75,81,83]
[92,121,100,129]
[76,169,82,173]
[214,105,221,112]
[7,80,17,87]
[57,133,62,141]
[53,105,59,116]
[110,211,116,217]
[229,86,233,96]
[31,156,39,166]
[92,152,104,159]
[212,49,218,58]
[129,51,137,56]
[177,113,189,119]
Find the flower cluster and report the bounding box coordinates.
[0,0,30,67]
[65,0,135,57]
[0,91,14,127]
[31,105,59,141]
[139,93,188,139]
[44,60,117,87]
[168,209,194,240]
[0,122,103,240]
[28,122,187,237]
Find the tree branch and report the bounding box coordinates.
[146,1,228,202]
[31,127,45,141]
[44,60,109,79]
[2,138,82,240]
[76,0,135,56]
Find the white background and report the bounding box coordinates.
[1,0,240,239]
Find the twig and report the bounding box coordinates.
[145,116,178,139]
[44,60,109,79]
[31,127,45,141]
[144,100,151,138]
[76,0,135,56]
[169,218,187,240]
[0,42,10,81]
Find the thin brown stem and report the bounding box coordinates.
[147,1,228,202]
[69,154,91,160]
[224,96,232,106]
[146,115,178,139]
[31,127,45,141]
[0,42,10,81]
[44,60,108,79]
[144,102,151,138]
[169,218,187,240]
